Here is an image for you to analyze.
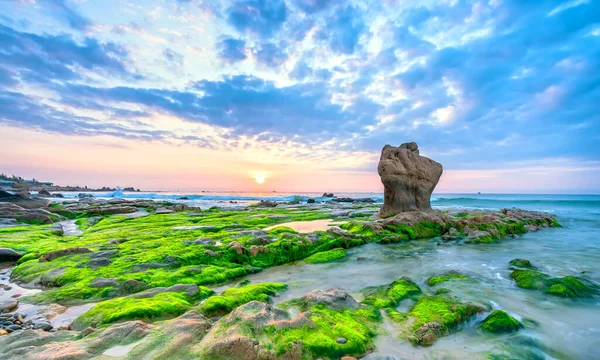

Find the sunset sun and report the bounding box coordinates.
[252,173,266,184]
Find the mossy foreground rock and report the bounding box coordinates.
[479,310,523,333]
[508,258,536,269]
[200,289,379,360]
[197,282,287,317]
[72,284,213,330]
[406,296,483,346]
[510,267,599,298]
[426,270,474,286]
[360,276,421,309]
[304,248,346,263]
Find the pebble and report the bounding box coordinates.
[336,337,348,344]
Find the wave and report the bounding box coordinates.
[431,197,600,210]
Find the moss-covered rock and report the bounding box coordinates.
[510,269,598,298]
[360,277,421,309]
[544,276,599,298]
[479,310,523,333]
[426,270,474,286]
[72,285,212,330]
[199,289,379,360]
[508,258,536,269]
[406,296,484,346]
[197,282,288,317]
[304,248,346,264]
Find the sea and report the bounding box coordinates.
[37,191,600,358]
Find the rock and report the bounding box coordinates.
[40,247,92,262]
[77,193,94,198]
[38,303,68,319]
[479,310,523,333]
[322,193,334,197]
[155,207,174,214]
[341,357,358,360]
[336,337,348,344]
[441,227,461,241]
[128,284,201,299]
[120,279,149,294]
[132,262,167,272]
[33,321,52,331]
[37,189,52,197]
[90,278,118,288]
[194,238,214,245]
[303,289,360,311]
[178,197,190,200]
[256,200,278,207]
[0,300,18,313]
[0,248,22,262]
[205,250,218,257]
[199,301,290,360]
[410,321,448,346]
[0,193,50,209]
[87,257,111,268]
[377,142,443,217]
[307,198,316,204]
[87,206,138,215]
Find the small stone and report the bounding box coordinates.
[33,321,52,331]
[4,286,12,291]
[5,324,21,331]
[0,329,8,336]
[0,300,18,313]
[336,337,348,344]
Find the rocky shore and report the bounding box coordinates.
[0,144,597,359]
[0,195,584,359]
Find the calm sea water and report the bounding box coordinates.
[46,191,600,358]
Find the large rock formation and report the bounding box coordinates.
[378,142,443,217]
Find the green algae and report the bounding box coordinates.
[264,304,378,359]
[509,258,536,269]
[304,248,346,264]
[426,271,474,286]
[510,269,598,298]
[509,269,550,290]
[479,310,523,333]
[72,288,212,330]
[406,296,483,346]
[197,282,288,317]
[360,277,421,309]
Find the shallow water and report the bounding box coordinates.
[214,196,600,359]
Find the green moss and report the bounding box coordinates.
[510,269,598,298]
[406,296,482,345]
[544,276,599,298]
[304,248,346,264]
[384,307,408,323]
[426,271,474,286]
[72,288,211,330]
[265,304,379,359]
[360,277,421,309]
[479,310,523,333]
[197,282,287,317]
[509,258,536,269]
[267,226,298,236]
[509,269,549,290]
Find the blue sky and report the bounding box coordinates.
[0,0,599,192]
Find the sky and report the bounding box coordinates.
[0,0,599,193]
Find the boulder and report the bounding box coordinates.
[0,192,50,210]
[90,278,118,288]
[377,142,443,217]
[322,193,334,197]
[0,248,22,262]
[37,189,52,197]
[40,247,92,262]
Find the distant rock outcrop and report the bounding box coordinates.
[378,142,443,217]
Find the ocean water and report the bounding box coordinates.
[33,192,600,358]
[204,193,599,360]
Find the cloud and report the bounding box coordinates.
[0,24,131,85]
[163,48,184,67]
[317,5,366,54]
[216,37,247,62]
[225,0,287,38]
[24,0,92,30]
[254,42,288,68]
[293,0,340,14]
